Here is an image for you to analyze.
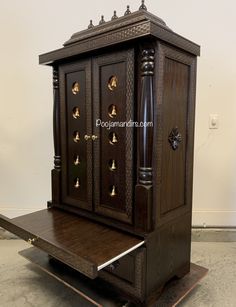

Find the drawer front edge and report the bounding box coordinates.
[99,247,146,300]
[0,214,97,279]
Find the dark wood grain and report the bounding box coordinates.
[39,10,200,66]
[0,213,95,278]
[0,208,144,279]
[153,43,197,228]
[0,6,201,305]
[92,49,134,224]
[135,184,153,232]
[51,67,61,205]
[63,10,166,47]
[19,247,208,307]
[100,247,146,300]
[59,59,93,211]
[138,48,154,185]
[160,57,189,214]
[52,67,61,171]
[145,213,192,301]
[134,45,155,233]
[149,263,208,307]
[20,247,126,307]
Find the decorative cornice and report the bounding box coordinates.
[63,9,167,47]
[39,6,200,65]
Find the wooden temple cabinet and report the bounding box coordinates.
[0,2,200,305]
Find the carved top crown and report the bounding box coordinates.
[63,1,169,47]
[39,0,200,65]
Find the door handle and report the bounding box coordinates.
[91,135,98,141]
[84,135,91,141]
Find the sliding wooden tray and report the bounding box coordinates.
[0,208,144,279]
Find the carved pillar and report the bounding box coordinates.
[135,48,155,232]
[50,67,61,206]
[138,49,154,185]
[53,68,61,170]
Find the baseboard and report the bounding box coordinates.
[192,210,236,227]
[192,228,236,242]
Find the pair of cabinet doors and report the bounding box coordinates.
[59,49,135,224]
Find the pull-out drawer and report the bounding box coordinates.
[0,208,144,279]
[100,247,146,300]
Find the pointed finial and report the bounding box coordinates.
[124,5,131,15]
[139,0,147,11]
[99,15,105,25]
[88,20,94,29]
[111,10,118,20]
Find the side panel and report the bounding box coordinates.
[59,59,93,211]
[146,213,192,299]
[153,43,197,226]
[93,49,134,224]
[161,58,189,214]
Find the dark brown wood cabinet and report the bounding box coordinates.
[59,49,135,223]
[0,3,200,305]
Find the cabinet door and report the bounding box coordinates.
[60,60,93,211]
[93,49,134,224]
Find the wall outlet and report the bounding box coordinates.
[209,114,219,129]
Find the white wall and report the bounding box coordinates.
[0,0,235,226]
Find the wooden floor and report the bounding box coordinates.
[19,247,208,307]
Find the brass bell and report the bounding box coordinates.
[74,131,80,142]
[72,82,80,95]
[110,185,117,197]
[74,178,80,188]
[111,105,116,116]
[73,107,80,119]
[108,104,117,118]
[110,159,117,171]
[108,76,118,91]
[74,155,80,165]
[111,132,118,144]
[111,105,117,117]
[112,133,118,143]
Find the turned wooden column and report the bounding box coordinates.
[135,49,155,232]
[138,49,154,185]
[50,67,61,206]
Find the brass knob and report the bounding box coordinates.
[107,260,120,271]
[91,135,98,141]
[28,238,36,245]
[84,135,91,141]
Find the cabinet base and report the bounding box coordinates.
[19,247,208,307]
